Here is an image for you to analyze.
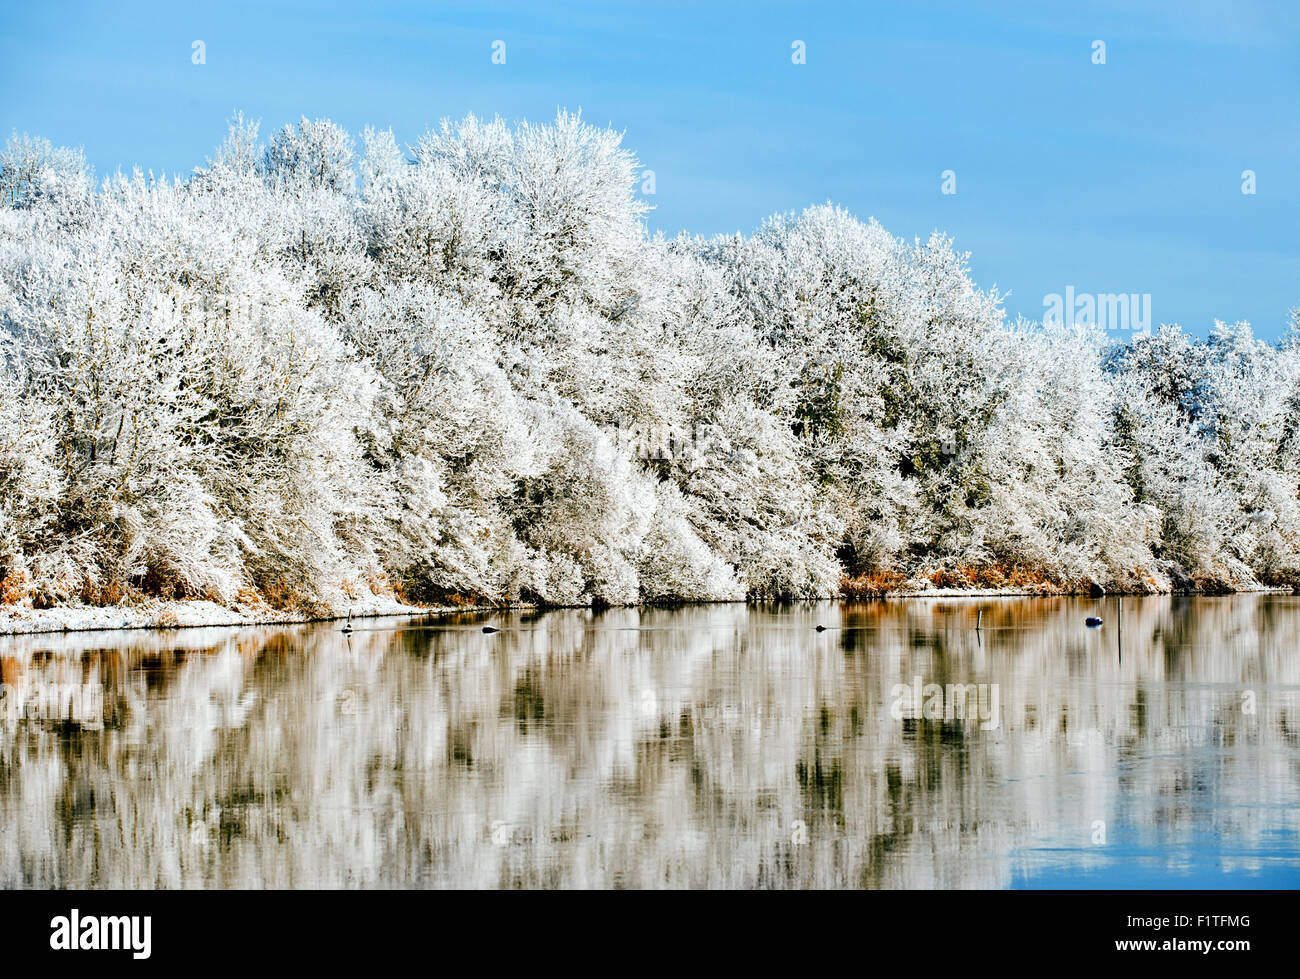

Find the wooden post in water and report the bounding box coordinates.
[1117,595,1123,663]
[976,608,982,632]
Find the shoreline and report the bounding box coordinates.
[0,585,1294,637]
[0,597,499,638]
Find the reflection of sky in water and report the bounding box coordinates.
[0,595,1298,889]
[1013,829,1300,888]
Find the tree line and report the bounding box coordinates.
[1,112,1297,612]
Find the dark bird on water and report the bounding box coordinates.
[341,610,353,635]
[815,625,828,632]
[482,626,499,634]
[1085,617,1103,628]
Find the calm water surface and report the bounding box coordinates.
[2,596,1298,888]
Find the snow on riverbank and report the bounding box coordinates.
[3,584,1291,637]
[0,595,451,636]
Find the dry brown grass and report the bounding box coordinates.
[253,579,330,617]
[925,563,1064,591]
[79,577,134,607]
[838,570,908,598]
[365,572,395,598]
[400,586,484,608]
[392,574,495,608]
[841,562,1078,597]
[0,570,29,605]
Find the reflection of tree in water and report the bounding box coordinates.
[0,597,1297,888]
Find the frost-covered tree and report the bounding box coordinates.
[0,132,92,209]
[0,111,1295,613]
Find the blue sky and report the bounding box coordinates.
[3,1,1298,338]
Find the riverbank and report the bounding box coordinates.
[1,583,1293,636]
[0,595,495,637]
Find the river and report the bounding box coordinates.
[1,596,1297,888]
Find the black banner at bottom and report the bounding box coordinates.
[0,888,1283,968]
